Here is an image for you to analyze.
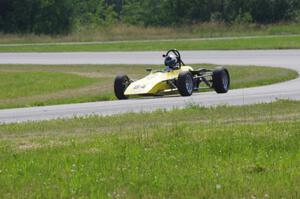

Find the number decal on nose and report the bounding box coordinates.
[134,85,146,89]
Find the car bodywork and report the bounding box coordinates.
[114,49,230,100]
[124,66,194,96]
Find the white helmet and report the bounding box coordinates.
[164,54,178,69]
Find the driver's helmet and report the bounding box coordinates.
[164,54,178,69]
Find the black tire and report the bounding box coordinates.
[177,71,194,96]
[212,67,230,94]
[114,74,130,100]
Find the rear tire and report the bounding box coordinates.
[114,75,130,100]
[177,71,194,96]
[212,67,230,93]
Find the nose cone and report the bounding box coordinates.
[124,73,167,95]
[125,82,149,95]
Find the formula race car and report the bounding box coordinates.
[114,49,230,100]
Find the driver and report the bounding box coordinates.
[164,54,179,71]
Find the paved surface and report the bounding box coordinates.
[0,50,300,123]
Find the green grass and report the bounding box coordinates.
[0,64,297,109]
[1,23,300,44]
[0,71,97,100]
[1,100,300,198]
[1,35,300,52]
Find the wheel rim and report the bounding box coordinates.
[222,73,228,90]
[185,75,193,94]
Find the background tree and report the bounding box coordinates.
[0,0,300,35]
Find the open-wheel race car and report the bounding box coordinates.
[114,49,230,100]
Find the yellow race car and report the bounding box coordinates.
[114,49,230,100]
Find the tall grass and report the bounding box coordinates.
[1,23,300,44]
[2,34,300,52]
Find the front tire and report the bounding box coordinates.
[114,75,130,100]
[212,67,230,93]
[177,71,194,96]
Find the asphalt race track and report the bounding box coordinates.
[0,50,300,123]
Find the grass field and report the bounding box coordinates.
[1,35,300,52]
[0,64,297,109]
[0,71,97,100]
[1,23,300,44]
[1,100,300,198]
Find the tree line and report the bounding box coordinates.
[0,0,300,35]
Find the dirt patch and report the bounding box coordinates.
[18,141,42,151]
